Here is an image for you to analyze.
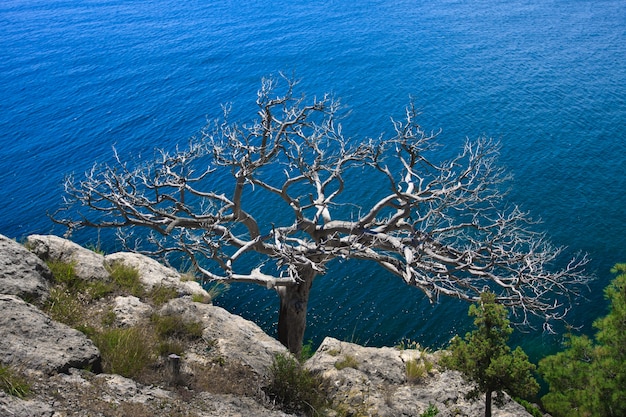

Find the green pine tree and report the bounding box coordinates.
[537,334,595,417]
[592,264,626,415]
[540,264,626,417]
[443,292,539,417]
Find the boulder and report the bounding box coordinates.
[94,374,295,416]
[105,251,209,298]
[306,335,407,384]
[159,297,288,379]
[305,337,532,417]
[26,234,109,281]
[0,294,100,374]
[0,234,51,303]
[112,295,154,327]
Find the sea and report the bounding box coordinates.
[1,0,625,361]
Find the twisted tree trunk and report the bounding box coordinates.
[276,267,315,356]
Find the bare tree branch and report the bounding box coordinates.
[52,76,590,353]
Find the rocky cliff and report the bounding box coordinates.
[0,234,534,417]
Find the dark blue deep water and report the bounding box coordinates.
[2,0,625,359]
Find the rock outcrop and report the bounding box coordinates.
[306,337,532,417]
[0,294,101,374]
[0,235,51,303]
[0,233,535,417]
[26,234,110,281]
[26,234,209,298]
[1,233,295,417]
[159,297,287,379]
[112,295,153,327]
[105,251,208,297]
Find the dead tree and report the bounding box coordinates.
[54,76,589,355]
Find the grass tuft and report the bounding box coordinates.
[147,285,179,306]
[107,261,143,297]
[0,364,30,398]
[334,354,359,370]
[396,338,421,351]
[405,358,426,383]
[205,282,229,301]
[46,259,82,290]
[92,327,155,378]
[45,286,85,326]
[151,313,204,341]
[420,403,439,417]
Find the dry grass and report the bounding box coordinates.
[37,258,344,416]
[40,258,269,405]
[334,354,359,370]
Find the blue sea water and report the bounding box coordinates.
[1,0,625,358]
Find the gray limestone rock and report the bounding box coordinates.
[305,337,533,417]
[0,294,100,374]
[195,391,297,417]
[159,297,288,380]
[112,295,154,327]
[94,373,174,404]
[0,392,54,417]
[0,234,51,303]
[26,234,109,281]
[105,251,209,297]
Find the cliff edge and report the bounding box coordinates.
[0,234,533,417]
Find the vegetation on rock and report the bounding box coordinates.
[0,363,30,399]
[43,259,203,381]
[265,353,329,416]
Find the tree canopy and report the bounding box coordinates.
[54,76,590,354]
[539,263,626,417]
[443,292,539,417]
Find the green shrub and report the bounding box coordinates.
[539,264,626,417]
[299,340,315,362]
[0,364,30,398]
[334,354,359,370]
[442,292,538,417]
[514,398,542,417]
[265,353,328,416]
